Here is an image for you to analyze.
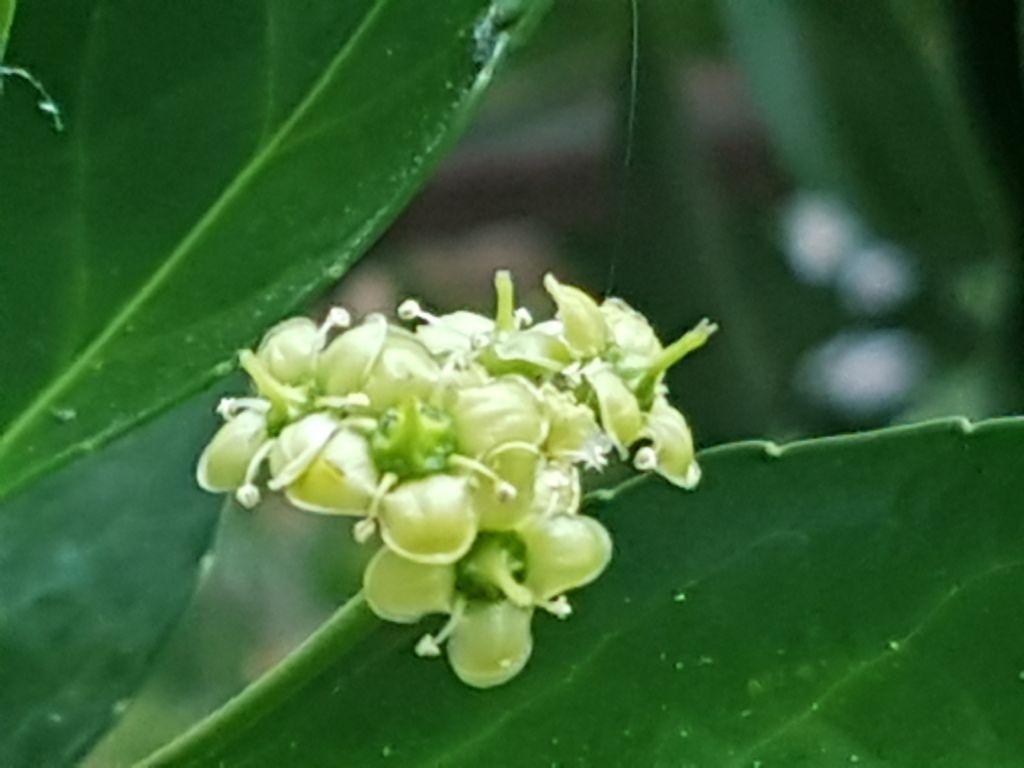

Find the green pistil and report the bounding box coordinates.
[494,269,517,333]
[457,534,531,605]
[635,319,717,404]
[371,397,455,479]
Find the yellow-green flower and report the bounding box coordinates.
[195,269,713,689]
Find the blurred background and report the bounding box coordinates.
[89,1,1024,762]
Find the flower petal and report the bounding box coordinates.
[196,410,268,492]
[447,601,534,688]
[519,514,612,601]
[451,377,547,457]
[379,475,477,564]
[364,548,455,623]
[641,396,700,489]
[286,429,378,514]
[257,317,320,385]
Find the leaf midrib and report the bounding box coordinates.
[0,0,389,496]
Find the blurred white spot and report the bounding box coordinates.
[837,243,917,315]
[798,330,927,416]
[782,195,860,285]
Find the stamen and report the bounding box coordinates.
[514,306,533,328]
[364,472,399,521]
[235,484,261,509]
[316,307,351,347]
[216,397,270,419]
[541,596,572,619]
[353,518,377,543]
[448,455,518,501]
[397,299,422,321]
[267,427,338,491]
[414,634,442,658]
[633,446,658,472]
[315,392,371,410]
[397,299,441,326]
[234,438,277,505]
[415,599,466,657]
[239,350,307,415]
[496,482,517,503]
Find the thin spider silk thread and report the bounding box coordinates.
[606,0,640,297]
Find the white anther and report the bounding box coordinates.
[514,307,533,328]
[542,596,573,619]
[633,446,658,472]
[236,484,261,509]
[449,455,514,500]
[322,306,351,332]
[470,332,492,350]
[415,634,442,658]
[216,397,270,419]
[353,517,377,543]
[496,482,518,503]
[397,299,423,321]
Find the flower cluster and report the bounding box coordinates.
[196,271,715,688]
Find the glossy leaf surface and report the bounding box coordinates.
[0,394,223,767]
[142,417,1024,766]
[0,0,544,501]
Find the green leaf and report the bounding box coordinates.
[138,417,1024,766]
[0,393,222,767]
[720,0,1009,289]
[0,0,13,57]
[0,0,545,502]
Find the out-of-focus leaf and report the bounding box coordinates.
[0,0,13,56]
[85,499,370,767]
[0,0,548,502]
[720,0,1009,295]
[138,417,1024,766]
[0,394,222,767]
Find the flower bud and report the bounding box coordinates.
[638,396,700,489]
[584,366,643,454]
[544,273,607,358]
[286,429,379,514]
[601,297,662,378]
[542,386,602,460]
[196,410,268,492]
[447,601,534,689]
[519,514,612,600]
[364,548,455,623]
[379,474,477,564]
[451,377,547,458]
[361,329,441,411]
[257,317,320,385]
[317,315,388,395]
